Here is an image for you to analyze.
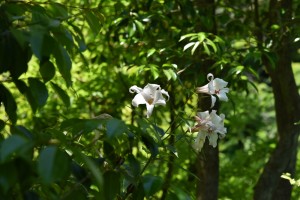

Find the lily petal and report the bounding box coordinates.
[132,93,147,107]
[192,131,207,152]
[207,73,214,81]
[154,90,169,106]
[208,132,218,148]
[146,104,155,118]
[213,78,228,89]
[160,89,170,101]
[196,84,210,94]
[129,83,169,118]
[129,85,143,94]
[218,89,229,101]
[197,110,210,120]
[211,95,217,108]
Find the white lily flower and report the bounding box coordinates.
[191,110,226,152]
[129,84,169,118]
[196,73,229,107]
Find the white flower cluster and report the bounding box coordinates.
[129,84,169,118]
[193,73,229,152]
[129,73,229,152]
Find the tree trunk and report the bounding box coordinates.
[194,1,219,199]
[254,0,300,199]
[196,143,219,200]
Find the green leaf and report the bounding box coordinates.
[51,28,74,53]
[0,135,29,163]
[132,182,145,200]
[134,20,144,35]
[183,42,195,51]
[51,82,70,107]
[228,65,244,76]
[128,154,141,178]
[203,42,211,55]
[0,84,17,124]
[169,186,191,200]
[48,3,68,19]
[153,125,165,136]
[0,162,18,194]
[74,150,103,190]
[84,11,102,36]
[73,34,87,52]
[61,118,105,136]
[197,32,206,43]
[166,144,178,157]
[40,60,56,82]
[206,38,217,53]
[163,69,172,80]
[262,50,277,69]
[28,78,48,111]
[29,28,44,60]
[53,45,72,87]
[104,171,121,200]
[37,146,71,184]
[10,125,34,139]
[191,41,200,55]
[179,33,197,42]
[106,118,127,140]
[142,174,163,197]
[141,134,158,157]
[149,64,159,79]
[0,120,5,131]
[10,28,27,48]
[14,79,27,94]
[147,48,156,57]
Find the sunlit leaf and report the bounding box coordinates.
[149,64,159,79]
[134,20,144,35]
[206,38,217,53]
[203,42,211,55]
[147,48,156,57]
[197,32,206,43]
[191,41,200,55]
[179,33,197,42]
[183,42,195,51]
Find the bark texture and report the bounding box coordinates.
[196,143,219,200]
[254,0,300,199]
[194,1,219,199]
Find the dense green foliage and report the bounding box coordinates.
[0,0,300,199]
